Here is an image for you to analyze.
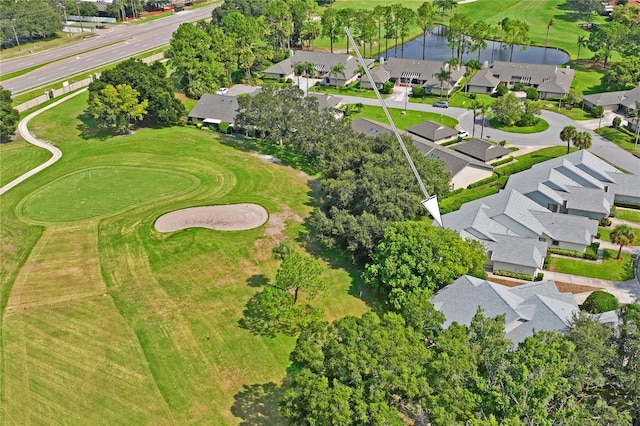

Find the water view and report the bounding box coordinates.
[377,26,569,66]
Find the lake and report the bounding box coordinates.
[377,26,569,66]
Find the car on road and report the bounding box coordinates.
[457,130,469,138]
[433,100,449,108]
[216,87,229,95]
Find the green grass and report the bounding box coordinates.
[0,32,89,61]
[617,209,640,224]
[0,137,52,187]
[541,103,592,120]
[309,82,384,100]
[595,127,640,157]
[489,117,549,134]
[549,249,635,281]
[570,63,607,95]
[598,226,640,246]
[353,104,458,129]
[20,167,196,223]
[1,91,369,424]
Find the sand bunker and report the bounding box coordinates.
[155,203,268,232]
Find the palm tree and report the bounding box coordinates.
[436,67,451,99]
[303,61,316,95]
[577,35,587,61]
[610,224,637,259]
[545,18,554,46]
[560,125,577,154]
[464,59,481,93]
[469,99,483,137]
[628,101,640,150]
[372,5,385,59]
[417,1,435,61]
[329,63,345,87]
[573,131,592,150]
[480,102,491,139]
[293,62,305,88]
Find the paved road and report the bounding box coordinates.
[1,3,220,94]
[338,94,640,174]
[0,89,88,196]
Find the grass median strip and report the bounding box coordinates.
[548,249,635,281]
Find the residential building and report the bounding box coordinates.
[188,94,241,128]
[583,84,640,113]
[442,188,598,276]
[467,62,575,99]
[263,51,373,87]
[431,275,581,344]
[351,118,494,189]
[359,58,465,96]
[505,150,640,218]
[454,138,512,163]
[406,120,459,144]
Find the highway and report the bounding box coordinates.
[1,3,220,94]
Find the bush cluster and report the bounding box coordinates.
[491,156,515,167]
[582,290,618,313]
[600,217,612,227]
[548,248,584,258]
[493,270,534,281]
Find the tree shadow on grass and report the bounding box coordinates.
[231,382,287,425]
[76,112,118,140]
[247,274,269,288]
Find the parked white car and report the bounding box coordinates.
[216,87,229,95]
[457,130,469,138]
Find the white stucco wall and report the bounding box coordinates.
[493,261,537,277]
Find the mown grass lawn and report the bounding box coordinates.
[309,82,384,99]
[489,117,549,134]
[353,104,458,129]
[549,249,636,281]
[595,127,640,157]
[598,226,640,246]
[0,136,52,187]
[541,104,592,121]
[617,208,640,224]
[1,92,369,424]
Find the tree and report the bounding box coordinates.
[582,291,619,313]
[90,59,184,126]
[545,18,554,46]
[503,19,530,62]
[241,252,326,336]
[491,92,524,126]
[88,83,148,134]
[576,35,588,61]
[372,5,386,59]
[320,7,342,53]
[264,0,293,49]
[436,67,450,99]
[610,224,637,259]
[417,2,435,60]
[560,125,578,155]
[469,20,489,62]
[336,7,356,53]
[564,88,582,109]
[469,98,483,137]
[479,101,491,139]
[568,0,604,19]
[601,57,640,91]
[280,312,434,424]
[293,61,306,87]
[167,23,233,98]
[525,87,538,100]
[0,86,19,142]
[221,11,260,70]
[329,63,345,87]
[573,130,592,151]
[395,6,416,59]
[587,22,629,66]
[363,221,487,309]
[303,61,317,94]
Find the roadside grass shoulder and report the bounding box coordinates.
[548,249,635,281]
[595,127,640,157]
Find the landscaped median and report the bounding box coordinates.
[595,126,640,157]
[489,116,549,134]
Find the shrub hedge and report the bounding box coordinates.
[493,270,534,281]
[492,156,514,167]
[548,248,584,258]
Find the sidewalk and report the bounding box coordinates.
[540,270,639,304]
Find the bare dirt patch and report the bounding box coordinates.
[155,203,268,232]
[489,276,601,294]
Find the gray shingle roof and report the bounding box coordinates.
[350,118,492,177]
[488,61,575,94]
[188,94,240,124]
[264,51,373,81]
[377,58,465,85]
[454,138,511,162]
[406,120,458,142]
[468,68,500,88]
[432,275,580,344]
[583,85,640,109]
[306,93,342,109]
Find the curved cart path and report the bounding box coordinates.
[0,89,87,197]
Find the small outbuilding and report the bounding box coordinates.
[454,138,511,163]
